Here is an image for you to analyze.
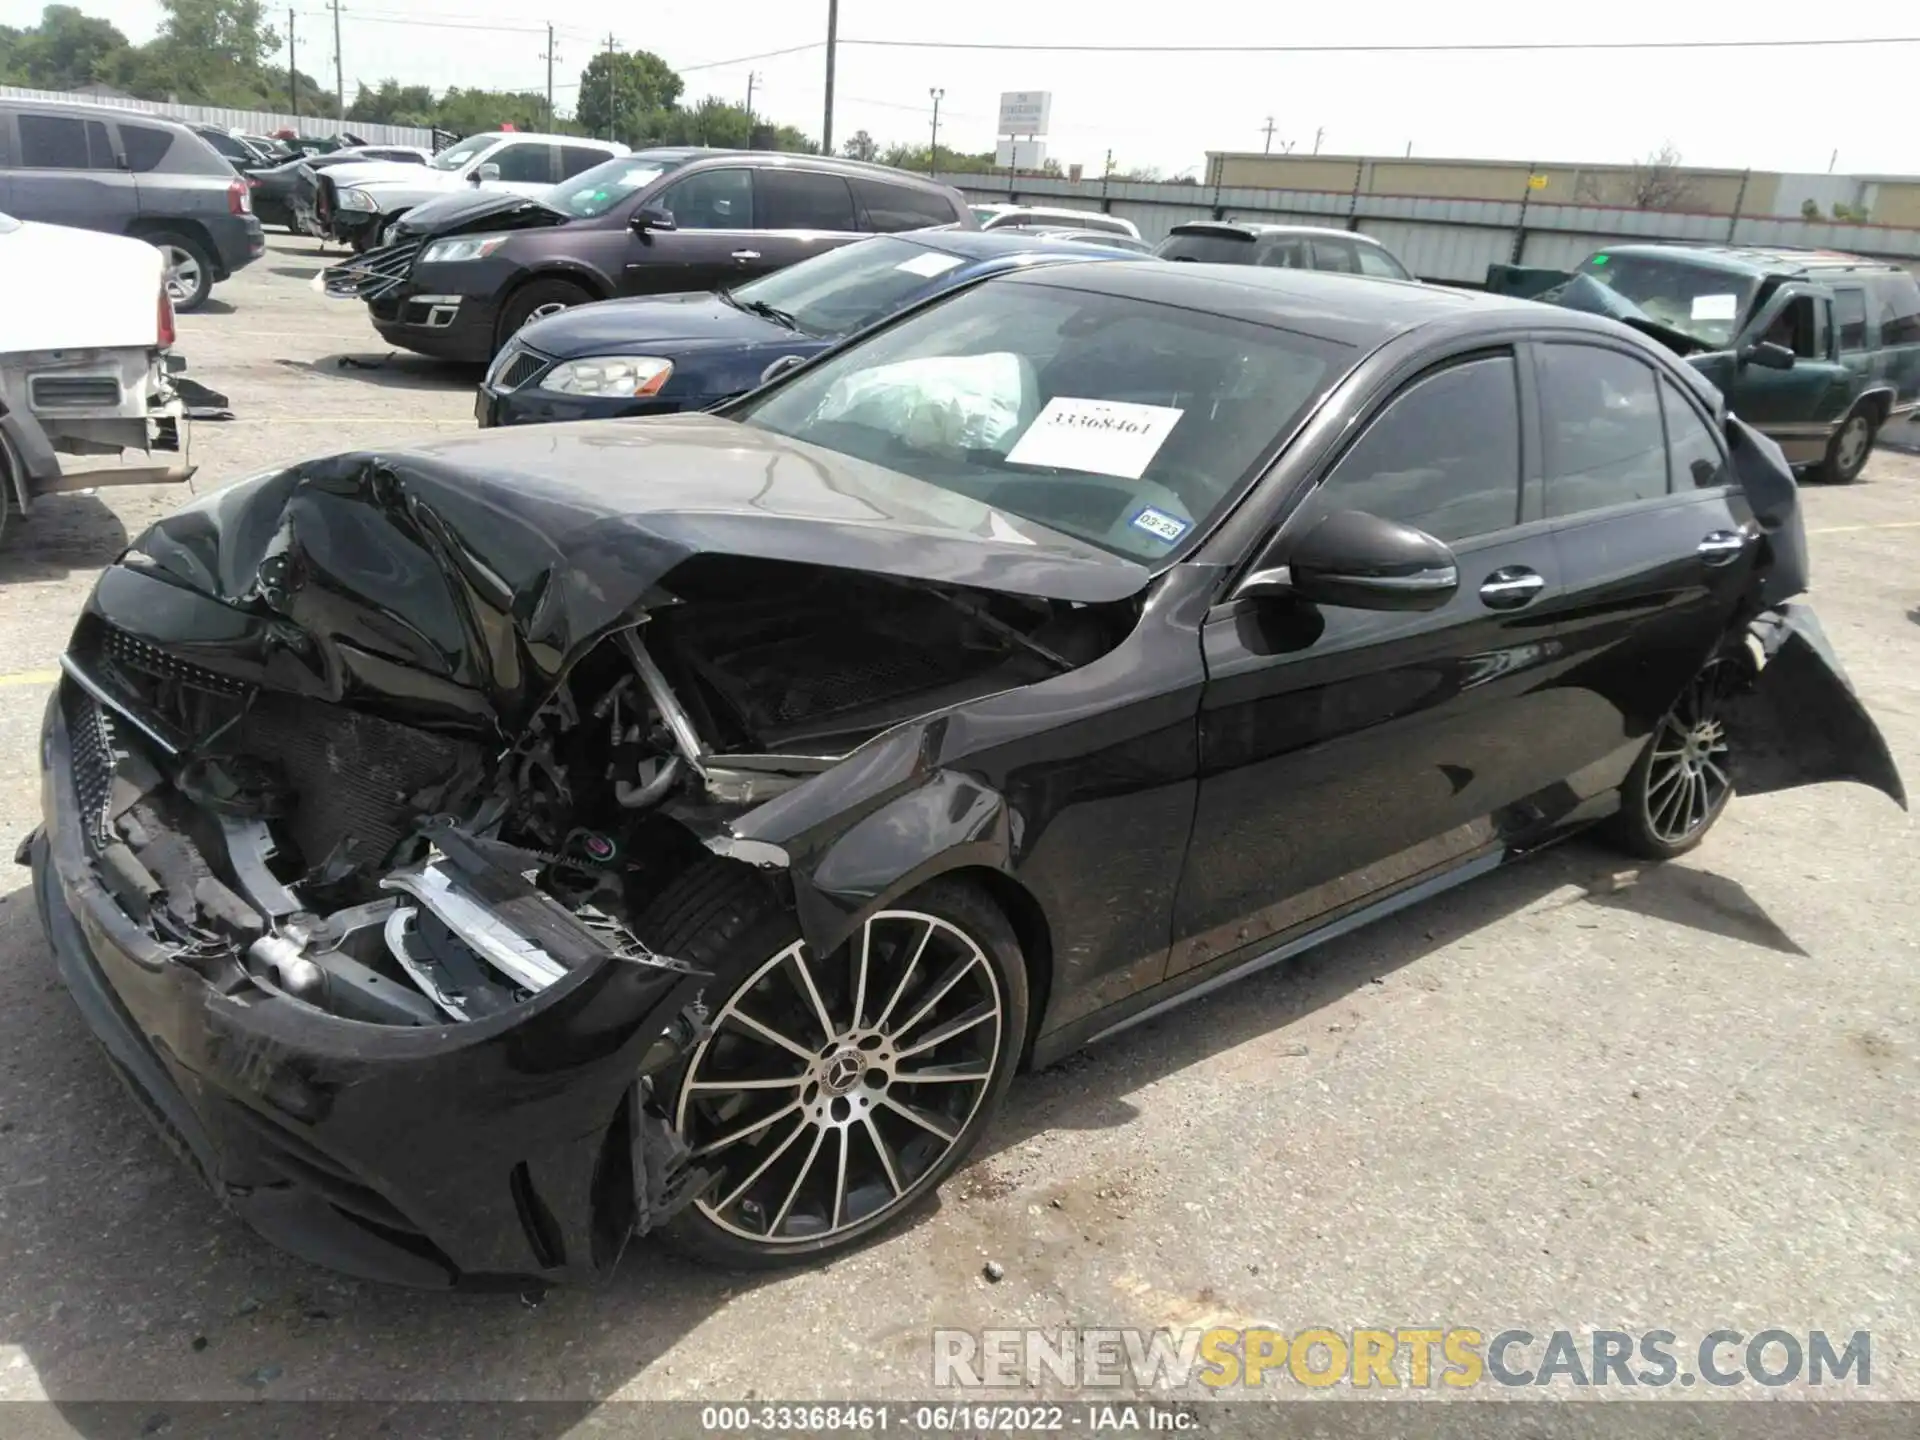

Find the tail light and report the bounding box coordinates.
[157,286,176,348]
[227,177,251,215]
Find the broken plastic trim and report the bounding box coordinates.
[381,861,569,993]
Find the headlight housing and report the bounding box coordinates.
[538,356,674,397]
[419,234,513,265]
[336,188,377,212]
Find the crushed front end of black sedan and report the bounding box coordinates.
[23,415,1145,1288]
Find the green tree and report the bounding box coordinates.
[841,129,877,161]
[576,47,681,142]
[130,0,282,105]
[1,5,129,89]
[347,78,438,127]
[432,86,553,138]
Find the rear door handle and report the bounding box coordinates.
[1478,566,1545,609]
[1697,530,1748,566]
[731,249,761,261]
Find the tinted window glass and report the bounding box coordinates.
[658,167,754,229]
[1254,238,1306,268]
[1156,230,1254,263]
[1872,273,1920,347]
[120,123,175,173]
[1761,294,1823,358]
[1318,354,1522,544]
[19,114,94,169]
[758,168,857,230]
[1354,242,1411,280]
[1835,287,1869,351]
[198,129,249,159]
[1539,344,1668,516]
[738,282,1340,562]
[559,146,610,179]
[85,120,115,169]
[851,177,958,232]
[1662,379,1727,490]
[1311,237,1357,273]
[490,143,553,184]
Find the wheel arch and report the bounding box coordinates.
[126,215,216,257]
[1854,386,1896,428]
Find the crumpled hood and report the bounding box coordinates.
[112,413,1145,735]
[396,189,567,241]
[515,291,791,355]
[1533,274,1709,356]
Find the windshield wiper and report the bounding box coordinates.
[735,297,801,330]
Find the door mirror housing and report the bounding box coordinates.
[473,162,501,184]
[1738,340,1796,371]
[1238,509,1459,612]
[630,204,676,234]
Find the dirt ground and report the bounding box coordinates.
[0,235,1915,1428]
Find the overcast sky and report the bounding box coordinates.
[6,0,1913,179]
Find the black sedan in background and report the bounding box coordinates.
[477,229,1141,426]
[27,263,1903,1288]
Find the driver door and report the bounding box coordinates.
[620,166,760,297]
[1170,346,1576,978]
[1689,283,1854,465]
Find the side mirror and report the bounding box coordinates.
[473,162,500,183]
[1738,340,1795,371]
[759,353,807,385]
[1237,509,1458,612]
[630,203,676,234]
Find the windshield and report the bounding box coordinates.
[734,279,1345,562]
[1156,230,1255,263]
[730,237,972,337]
[969,206,1004,224]
[430,136,495,172]
[1576,252,1756,347]
[547,157,677,218]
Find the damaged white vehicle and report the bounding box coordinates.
[0,213,194,544]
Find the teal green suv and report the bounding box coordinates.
[1490,245,1920,482]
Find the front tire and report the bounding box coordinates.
[1816,407,1876,484]
[632,863,1027,1268]
[494,278,592,357]
[1601,657,1739,860]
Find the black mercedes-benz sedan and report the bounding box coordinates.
[24,263,1903,1288]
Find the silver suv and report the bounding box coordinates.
[1156,221,1414,280]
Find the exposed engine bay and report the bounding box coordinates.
[66,557,1131,1029]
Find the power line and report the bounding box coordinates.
[677,40,825,73]
[839,33,1920,54]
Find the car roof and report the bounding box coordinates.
[1168,220,1395,247]
[1593,242,1905,279]
[465,131,619,147]
[1001,260,1621,347]
[631,147,958,188]
[0,96,191,134]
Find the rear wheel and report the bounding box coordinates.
[1601,657,1739,860]
[145,231,214,311]
[494,278,592,356]
[632,863,1027,1268]
[1816,407,1876,484]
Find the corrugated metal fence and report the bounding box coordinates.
[0,86,434,149]
[943,172,1920,282]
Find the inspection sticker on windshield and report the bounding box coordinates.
[1692,293,1739,321]
[895,251,965,278]
[1005,398,1184,479]
[1130,506,1190,545]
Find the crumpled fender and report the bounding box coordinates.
[1725,603,1906,809]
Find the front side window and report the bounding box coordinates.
[1538,344,1668,518]
[430,136,496,171]
[489,143,554,185]
[757,168,857,230]
[1662,379,1728,490]
[1311,238,1358,273]
[1314,354,1522,544]
[1834,288,1869,351]
[1576,252,1755,348]
[735,280,1344,562]
[1761,294,1824,358]
[656,167,754,229]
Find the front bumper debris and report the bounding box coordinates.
[29,685,713,1288]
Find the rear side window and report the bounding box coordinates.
[1317,353,1523,544]
[1662,379,1728,490]
[851,177,958,232]
[1355,242,1411,280]
[758,168,857,230]
[490,143,555,184]
[1538,344,1668,517]
[19,114,112,170]
[1871,273,1920,347]
[1834,288,1869,351]
[1254,237,1306,268]
[559,146,610,179]
[1311,237,1358,273]
[119,123,177,173]
[1156,229,1254,263]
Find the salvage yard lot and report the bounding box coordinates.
[0,233,1915,1409]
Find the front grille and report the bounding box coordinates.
[30,375,121,409]
[322,238,422,301]
[99,627,250,696]
[66,690,119,850]
[490,346,549,392]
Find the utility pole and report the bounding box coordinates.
[1261,116,1276,154]
[746,71,758,131]
[927,88,943,175]
[821,0,838,156]
[287,8,296,116]
[328,0,343,122]
[1312,126,1324,155]
[541,23,558,130]
[604,32,617,143]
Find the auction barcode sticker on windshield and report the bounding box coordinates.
[1005,398,1184,480]
[1691,293,1738,321]
[895,251,965,278]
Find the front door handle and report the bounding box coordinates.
[730,249,761,261]
[1697,530,1748,566]
[1478,566,1545,609]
